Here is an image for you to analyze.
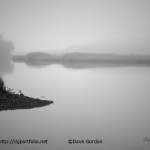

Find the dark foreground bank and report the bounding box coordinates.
[0,91,53,111]
[0,92,53,111]
[0,78,53,111]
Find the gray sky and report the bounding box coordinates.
[0,0,150,54]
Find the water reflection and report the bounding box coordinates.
[0,61,14,76]
[17,60,150,69]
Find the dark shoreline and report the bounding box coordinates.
[0,90,53,112]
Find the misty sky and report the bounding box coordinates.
[0,0,150,54]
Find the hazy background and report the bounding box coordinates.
[0,36,14,75]
[0,0,150,54]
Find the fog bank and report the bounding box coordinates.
[0,35,14,75]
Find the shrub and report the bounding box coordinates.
[0,77,6,92]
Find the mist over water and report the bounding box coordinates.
[0,0,150,149]
[1,63,150,150]
[66,40,150,54]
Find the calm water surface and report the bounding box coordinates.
[1,63,150,150]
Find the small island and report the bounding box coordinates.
[0,77,53,111]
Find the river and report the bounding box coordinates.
[1,62,150,150]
